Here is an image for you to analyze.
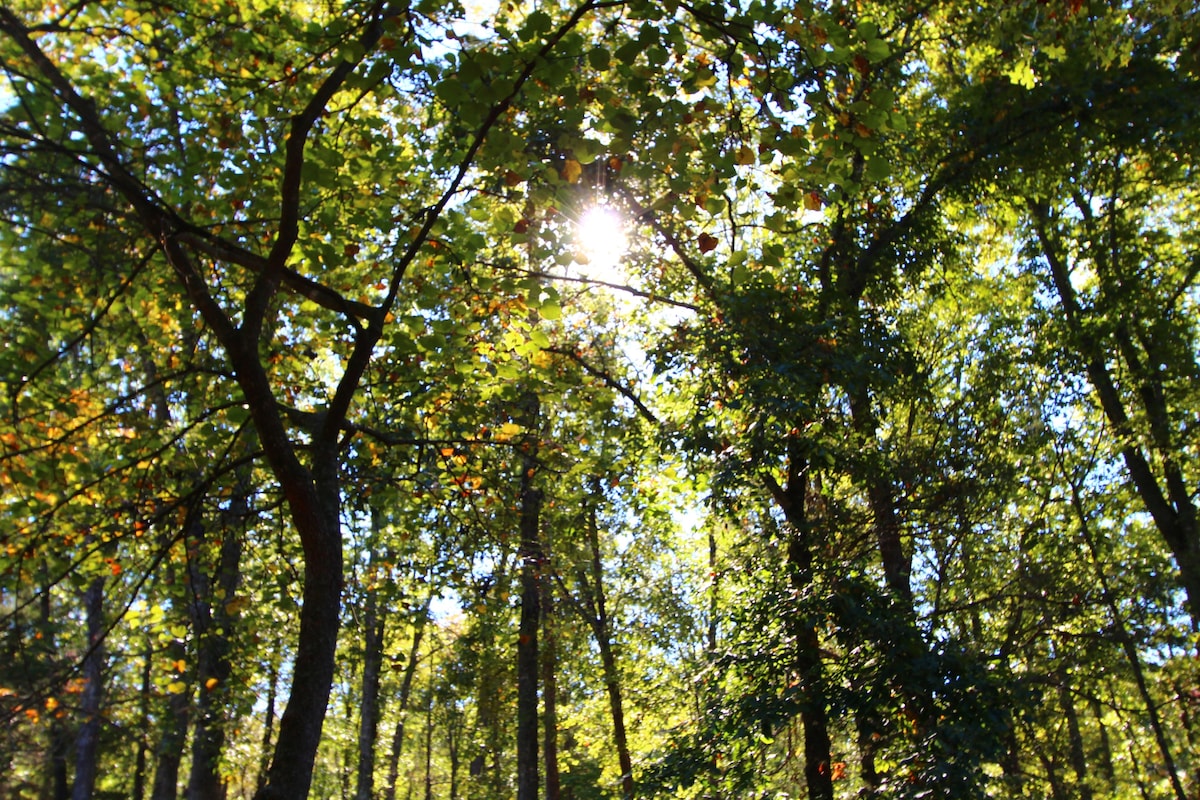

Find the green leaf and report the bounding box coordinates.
[588,47,611,70]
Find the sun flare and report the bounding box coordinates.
[575,204,628,283]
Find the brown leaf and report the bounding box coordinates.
[697,233,719,253]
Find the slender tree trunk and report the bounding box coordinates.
[1065,470,1188,800]
[856,711,880,797]
[1031,201,1200,623]
[576,492,634,800]
[707,530,719,652]
[1037,750,1069,800]
[541,574,561,800]
[467,595,505,800]
[187,511,244,800]
[39,585,69,800]
[423,653,436,800]
[355,584,387,800]
[1057,678,1093,800]
[151,638,192,800]
[47,717,70,800]
[764,448,833,800]
[255,638,280,796]
[1088,696,1116,790]
[516,393,543,800]
[134,640,154,800]
[71,577,105,800]
[851,390,913,609]
[385,601,430,800]
[445,693,464,800]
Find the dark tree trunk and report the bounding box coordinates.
[515,392,544,800]
[541,572,561,800]
[1066,465,1188,800]
[39,585,69,800]
[151,639,192,800]
[355,585,388,800]
[446,698,463,800]
[253,459,344,800]
[765,448,833,800]
[133,640,154,800]
[423,655,436,800]
[1057,678,1093,800]
[850,391,913,609]
[187,509,244,800]
[575,492,634,800]
[1031,201,1200,624]
[255,638,280,796]
[47,718,70,800]
[71,577,105,800]
[1088,697,1116,789]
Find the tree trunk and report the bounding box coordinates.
[187,509,244,800]
[1088,696,1116,790]
[516,394,543,800]
[423,653,437,800]
[47,718,70,800]
[355,584,388,800]
[39,585,69,800]
[541,571,561,800]
[1030,201,1200,623]
[255,638,280,796]
[1057,678,1093,800]
[1066,469,1188,800]
[253,459,344,800]
[764,448,833,800]
[576,492,634,800]
[385,601,430,800]
[134,640,154,800]
[71,577,105,800]
[151,639,192,800]
[707,530,719,653]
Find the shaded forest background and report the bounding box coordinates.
[0,0,1197,798]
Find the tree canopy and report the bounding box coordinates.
[0,0,1197,798]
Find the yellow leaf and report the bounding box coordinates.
[167,681,187,695]
[224,596,248,615]
[561,159,582,184]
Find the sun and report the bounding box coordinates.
[575,203,628,284]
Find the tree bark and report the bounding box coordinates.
[516,392,543,800]
[151,637,192,800]
[576,492,634,800]
[71,577,105,800]
[385,601,430,800]
[355,584,388,800]
[253,458,344,800]
[133,640,154,800]
[1057,678,1093,800]
[541,569,561,800]
[764,446,834,800]
[39,584,69,800]
[187,508,244,800]
[1065,466,1188,800]
[255,638,280,796]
